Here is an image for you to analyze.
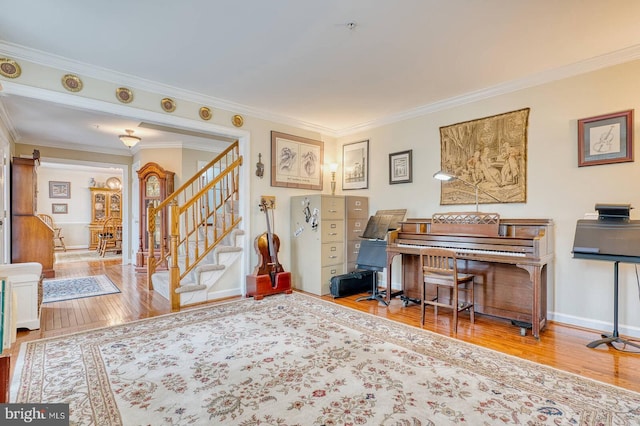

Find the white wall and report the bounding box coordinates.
[338,59,640,337]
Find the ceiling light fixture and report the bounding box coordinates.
[119,129,141,148]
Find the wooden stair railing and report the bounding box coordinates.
[147,141,243,310]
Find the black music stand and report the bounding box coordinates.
[573,204,640,351]
[586,261,640,350]
[354,239,388,305]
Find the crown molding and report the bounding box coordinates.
[336,44,640,137]
[0,81,251,156]
[0,41,337,137]
[0,79,250,139]
[18,138,133,157]
[3,41,640,138]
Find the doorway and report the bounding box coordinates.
[0,84,250,275]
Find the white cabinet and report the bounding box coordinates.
[0,262,43,347]
[12,275,41,330]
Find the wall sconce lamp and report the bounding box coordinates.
[330,163,339,195]
[119,129,141,148]
[433,170,501,212]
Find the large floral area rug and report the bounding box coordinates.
[42,274,121,303]
[12,293,640,425]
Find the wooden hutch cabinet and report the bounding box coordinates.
[136,162,175,271]
[88,188,122,250]
[11,156,55,278]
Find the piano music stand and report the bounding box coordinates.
[586,261,640,351]
[354,239,388,305]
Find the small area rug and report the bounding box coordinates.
[11,293,640,425]
[42,274,120,303]
[55,249,121,263]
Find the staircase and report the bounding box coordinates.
[147,142,244,310]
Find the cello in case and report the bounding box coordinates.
[246,199,292,300]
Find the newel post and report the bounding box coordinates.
[146,202,157,290]
[169,200,181,311]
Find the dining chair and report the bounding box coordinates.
[98,218,122,257]
[37,213,66,251]
[420,247,475,332]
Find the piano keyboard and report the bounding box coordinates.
[396,243,527,257]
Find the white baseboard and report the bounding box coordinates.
[548,311,640,339]
[208,288,242,300]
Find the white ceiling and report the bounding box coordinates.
[1,0,640,153]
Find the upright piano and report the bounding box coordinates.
[386,212,554,338]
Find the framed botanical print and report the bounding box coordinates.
[271,131,323,190]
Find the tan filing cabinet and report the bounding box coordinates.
[290,195,346,295]
[290,195,369,295]
[345,196,369,272]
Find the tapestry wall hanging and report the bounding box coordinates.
[439,108,529,206]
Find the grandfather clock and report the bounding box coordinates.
[136,162,175,271]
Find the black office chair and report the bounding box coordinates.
[354,239,389,305]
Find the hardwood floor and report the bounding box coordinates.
[8,258,640,396]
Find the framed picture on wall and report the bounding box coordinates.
[342,140,369,190]
[389,150,412,184]
[270,131,323,190]
[52,203,68,214]
[49,181,70,198]
[578,110,633,167]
